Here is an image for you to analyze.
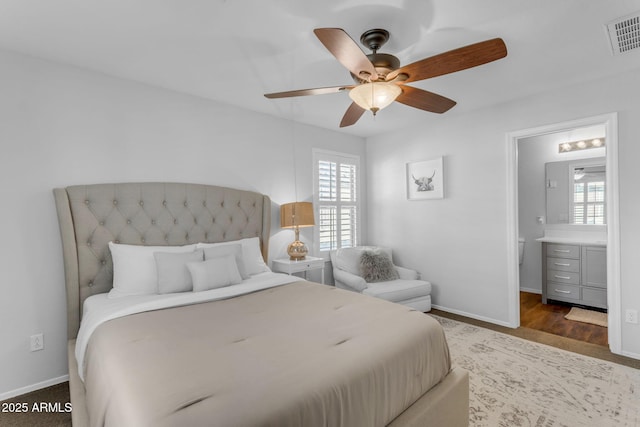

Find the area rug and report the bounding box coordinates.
[432,315,639,427]
[564,307,608,327]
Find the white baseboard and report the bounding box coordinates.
[432,304,513,328]
[0,375,69,401]
[621,350,640,361]
[519,287,541,294]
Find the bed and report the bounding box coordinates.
[54,182,468,427]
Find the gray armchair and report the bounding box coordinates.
[330,246,431,312]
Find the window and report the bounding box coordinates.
[313,150,360,253]
[572,166,605,224]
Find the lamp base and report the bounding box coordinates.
[287,240,308,261]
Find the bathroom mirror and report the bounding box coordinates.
[545,157,606,224]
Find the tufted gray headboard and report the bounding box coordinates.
[54,182,271,339]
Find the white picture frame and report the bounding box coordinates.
[406,157,444,200]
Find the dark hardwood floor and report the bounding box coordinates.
[520,291,608,347]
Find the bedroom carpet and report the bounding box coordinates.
[433,314,640,427]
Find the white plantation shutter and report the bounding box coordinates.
[573,170,606,225]
[314,151,360,253]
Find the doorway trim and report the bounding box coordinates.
[505,112,620,354]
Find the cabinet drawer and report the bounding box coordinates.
[546,257,580,273]
[582,287,607,308]
[547,270,580,285]
[272,257,325,275]
[547,283,580,301]
[546,244,580,259]
[283,261,324,273]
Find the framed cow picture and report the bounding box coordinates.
[406,157,444,200]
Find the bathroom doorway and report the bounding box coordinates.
[518,123,607,346]
[506,113,621,354]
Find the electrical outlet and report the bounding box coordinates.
[626,309,638,324]
[30,333,44,352]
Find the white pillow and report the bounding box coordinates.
[196,237,269,275]
[155,250,204,294]
[203,244,249,279]
[187,254,242,292]
[108,242,196,298]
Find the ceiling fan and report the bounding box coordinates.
[264,28,507,127]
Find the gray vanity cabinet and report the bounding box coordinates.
[581,246,607,307]
[542,243,607,309]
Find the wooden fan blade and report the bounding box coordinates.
[340,102,366,127]
[387,38,507,83]
[395,86,456,114]
[314,28,378,81]
[264,85,352,99]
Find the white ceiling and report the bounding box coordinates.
[1,0,639,138]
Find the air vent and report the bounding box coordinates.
[606,12,640,55]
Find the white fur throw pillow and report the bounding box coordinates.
[359,251,400,283]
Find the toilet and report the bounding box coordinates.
[518,238,525,265]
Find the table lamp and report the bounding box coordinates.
[280,202,315,260]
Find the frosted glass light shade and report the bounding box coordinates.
[349,82,402,114]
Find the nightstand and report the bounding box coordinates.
[272,256,326,284]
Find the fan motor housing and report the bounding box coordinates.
[351,53,400,83]
[351,29,400,82]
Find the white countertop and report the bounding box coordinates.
[535,236,606,246]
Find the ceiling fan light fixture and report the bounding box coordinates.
[265,28,507,127]
[349,82,401,115]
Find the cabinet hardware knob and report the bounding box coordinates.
[554,289,571,294]
[554,249,571,253]
[554,263,571,266]
[554,275,571,280]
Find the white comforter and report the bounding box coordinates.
[75,272,300,381]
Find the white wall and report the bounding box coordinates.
[366,68,640,357]
[0,49,366,398]
[518,129,605,293]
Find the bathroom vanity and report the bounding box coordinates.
[538,157,607,310]
[539,239,607,309]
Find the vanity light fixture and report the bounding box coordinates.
[558,138,606,153]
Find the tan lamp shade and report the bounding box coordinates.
[280,202,315,228]
[280,202,315,260]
